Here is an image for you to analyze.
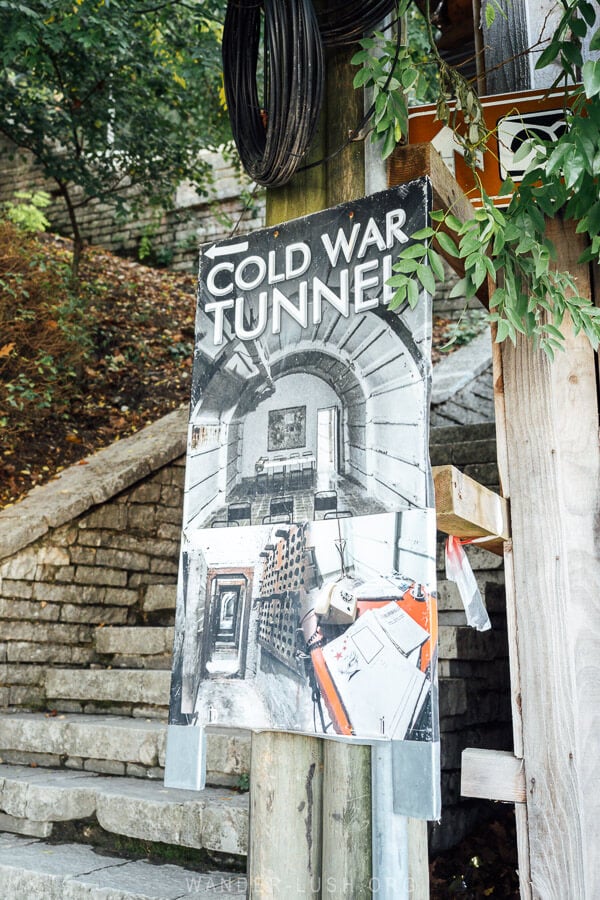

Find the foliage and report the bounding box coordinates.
[0,226,197,507]
[352,1,441,159]
[353,0,600,356]
[3,189,51,232]
[0,219,89,432]
[0,0,229,273]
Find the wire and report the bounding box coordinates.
[317,0,399,47]
[222,0,325,187]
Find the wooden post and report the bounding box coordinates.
[492,221,600,897]
[249,732,324,897]
[479,8,600,894]
[249,25,431,900]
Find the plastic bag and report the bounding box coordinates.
[445,535,491,632]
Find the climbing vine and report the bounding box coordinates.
[354,0,600,356]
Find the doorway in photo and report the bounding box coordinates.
[317,405,338,483]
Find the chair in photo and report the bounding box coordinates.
[287,458,303,491]
[323,509,353,519]
[270,463,286,494]
[254,471,269,495]
[227,501,252,525]
[262,513,292,525]
[301,455,315,488]
[269,495,294,520]
[313,490,338,519]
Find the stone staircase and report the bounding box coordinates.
[0,404,512,891]
[0,630,251,897]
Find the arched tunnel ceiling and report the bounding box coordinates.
[190,296,429,422]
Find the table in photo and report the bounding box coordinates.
[255,453,316,491]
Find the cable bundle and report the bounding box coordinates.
[223,0,324,187]
[222,0,397,187]
[318,0,398,47]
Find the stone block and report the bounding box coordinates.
[68,546,97,565]
[439,678,468,717]
[150,559,178,575]
[0,765,98,821]
[9,686,45,707]
[160,485,183,508]
[59,604,129,624]
[127,505,157,532]
[0,812,53,838]
[83,759,125,776]
[0,598,60,621]
[0,581,34,599]
[95,548,149,572]
[102,587,139,607]
[45,668,171,706]
[95,627,174,656]
[127,483,162,504]
[7,643,72,664]
[143,583,177,612]
[80,505,128,531]
[37,546,70,567]
[0,552,38,581]
[74,566,128,587]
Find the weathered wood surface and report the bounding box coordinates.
[461,748,526,804]
[388,143,488,305]
[494,220,600,899]
[321,740,372,896]
[433,464,509,555]
[248,732,324,898]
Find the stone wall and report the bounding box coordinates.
[0,408,187,714]
[430,422,512,850]
[0,140,265,272]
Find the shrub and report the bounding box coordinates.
[0,220,89,433]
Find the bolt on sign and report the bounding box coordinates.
[165,179,441,821]
[408,86,580,207]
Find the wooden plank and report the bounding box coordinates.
[461,748,526,804]
[388,143,489,306]
[407,818,430,900]
[433,464,509,555]
[248,731,324,897]
[321,740,372,896]
[494,218,599,897]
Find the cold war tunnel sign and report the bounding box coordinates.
[166,179,441,820]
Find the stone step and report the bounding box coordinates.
[94,626,174,670]
[45,668,171,717]
[0,712,250,786]
[0,764,248,856]
[0,832,246,898]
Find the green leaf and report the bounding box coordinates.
[411,226,436,240]
[407,278,419,308]
[590,26,600,51]
[583,60,600,98]
[485,2,496,28]
[353,68,372,89]
[416,263,436,295]
[427,247,445,282]
[436,230,459,256]
[399,243,428,259]
[380,127,397,159]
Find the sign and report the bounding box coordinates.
[409,86,578,206]
[164,181,440,820]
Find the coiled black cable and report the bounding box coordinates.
[222,0,325,187]
[317,0,399,47]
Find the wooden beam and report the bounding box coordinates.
[433,464,510,555]
[493,220,600,897]
[248,731,324,897]
[461,748,526,804]
[388,142,489,306]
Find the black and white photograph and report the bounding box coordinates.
[169,510,437,746]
